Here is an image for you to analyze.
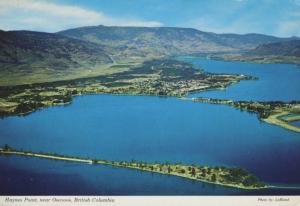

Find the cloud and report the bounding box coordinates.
[183,0,300,37]
[276,20,300,37]
[0,0,163,32]
[275,7,300,37]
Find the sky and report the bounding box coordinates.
[0,0,300,37]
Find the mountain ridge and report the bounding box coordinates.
[57,25,299,62]
[249,40,300,57]
[0,29,113,85]
[0,30,112,66]
[58,25,298,49]
[1,25,299,85]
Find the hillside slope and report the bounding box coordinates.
[249,40,300,57]
[58,25,297,61]
[216,40,300,64]
[1,26,299,85]
[59,26,234,61]
[215,33,297,50]
[0,30,112,85]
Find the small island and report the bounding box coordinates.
[0,144,266,190]
[186,97,300,133]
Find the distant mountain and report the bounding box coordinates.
[215,33,299,50]
[58,26,234,60]
[216,39,300,65]
[1,26,299,85]
[248,40,300,57]
[58,25,298,60]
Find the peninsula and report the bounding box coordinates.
[186,97,300,133]
[0,59,254,117]
[0,145,266,190]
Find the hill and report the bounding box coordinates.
[59,26,234,61]
[217,40,300,64]
[249,40,300,57]
[0,30,113,85]
[58,25,297,61]
[214,33,298,50]
[1,26,299,85]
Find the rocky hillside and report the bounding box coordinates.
[1,26,298,85]
[0,30,112,69]
[58,25,297,60]
[249,40,300,57]
[0,30,112,85]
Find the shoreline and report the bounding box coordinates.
[181,54,300,66]
[263,112,300,133]
[0,58,256,118]
[0,148,267,190]
[183,97,300,133]
[0,78,246,118]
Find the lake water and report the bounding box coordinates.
[178,56,300,101]
[291,121,300,128]
[0,57,300,195]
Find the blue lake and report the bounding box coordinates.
[178,56,300,101]
[0,57,300,195]
[291,121,300,128]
